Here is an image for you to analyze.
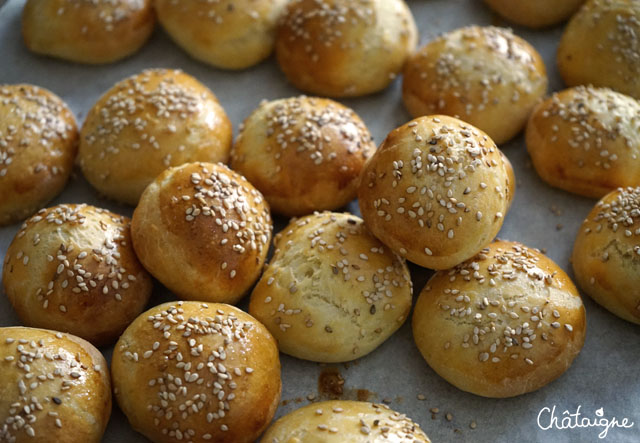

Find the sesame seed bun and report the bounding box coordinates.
[275,0,418,98]
[413,240,586,398]
[572,187,640,324]
[261,400,431,442]
[22,0,155,64]
[2,204,153,347]
[131,162,272,304]
[526,86,640,198]
[402,26,548,145]
[249,212,412,363]
[0,326,111,442]
[0,84,78,227]
[112,301,281,443]
[155,0,288,70]
[78,69,232,205]
[358,115,515,270]
[231,96,376,216]
[558,0,640,99]
[483,0,585,28]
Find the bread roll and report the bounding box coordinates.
[358,115,515,270]
[483,0,585,28]
[79,69,232,205]
[131,162,272,304]
[526,86,640,198]
[155,0,288,70]
[275,0,418,97]
[0,84,77,226]
[0,326,111,442]
[413,240,586,398]
[22,0,155,64]
[249,212,412,362]
[261,400,431,442]
[231,96,376,216]
[403,26,547,145]
[112,301,281,443]
[3,204,153,347]
[572,187,640,324]
[558,0,640,99]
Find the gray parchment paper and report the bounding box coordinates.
[1,0,639,442]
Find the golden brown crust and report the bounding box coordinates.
[79,69,232,205]
[275,0,418,98]
[526,86,640,198]
[22,0,155,64]
[131,162,272,304]
[402,26,548,145]
[558,0,640,99]
[261,400,431,442]
[112,301,281,443]
[572,187,640,324]
[358,115,514,270]
[412,240,586,398]
[156,0,288,69]
[502,151,516,210]
[2,204,153,347]
[249,212,412,362]
[483,0,585,28]
[0,327,111,442]
[0,84,78,226]
[231,96,376,216]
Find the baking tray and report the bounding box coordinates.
[1,0,639,441]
